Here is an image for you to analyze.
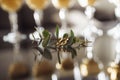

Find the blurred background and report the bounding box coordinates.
[0,0,120,80]
[0,0,116,49]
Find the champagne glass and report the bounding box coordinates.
[1,0,26,60]
[93,34,118,80]
[26,0,49,28]
[107,0,120,39]
[26,0,50,46]
[51,0,75,29]
[77,1,101,79]
[77,0,96,20]
[107,0,120,38]
[107,1,120,80]
[77,0,103,59]
[1,0,28,79]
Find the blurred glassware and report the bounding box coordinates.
[1,0,22,12]
[1,0,28,79]
[31,49,55,79]
[77,0,103,59]
[1,0,26,60]
[26,0,50,48]
[51,0,75,29]
[25,0,50,27]
[77,0,96,19]
[107,0,120,64]
[107,0,120,36]
[93,34,118,80]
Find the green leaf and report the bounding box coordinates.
[56,25,59,39]
[42,35,50,47]
[70,37,74,45]
[34,47,52,60]
[42,30,50,38]
[43,48,52,60]
[67,46,77,58]
[63,33,68,38]
[42,30,51,47]
[70,30,74,38]
[66,30,75,45]
[72,37,76,44]
[67,37,74,46]
[34,47,44,54]
[71,48,77,58]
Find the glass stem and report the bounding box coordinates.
[13,42,21,61]
[9,12,18,33]
[9,12,20,61]
[34,10,43,27]
[85,6,96,31]
[73,62,82,80]
[85,6,96,20]
[59,8,67,29]
[84,6,96,59]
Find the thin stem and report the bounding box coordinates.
[9,12,21,62]
[85,6,96,20]
[59,8,67,29]
[13,42,21,62]
[84,6,96,59]
[73,63,82,80]
[9,12,18,32]
[34,10,43,27]
[57,50,61,64]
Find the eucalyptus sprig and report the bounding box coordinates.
[32,26,90,64]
